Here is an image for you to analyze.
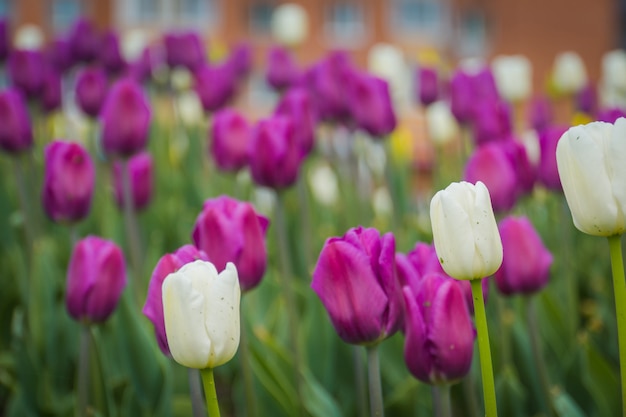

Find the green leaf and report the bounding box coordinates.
[301,368,343,417]
[553,390,587,417]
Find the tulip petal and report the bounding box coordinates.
[402,286,431,382]
[472,181,503,277]
[609,118,626,228]
[235,204,267,290]
[84,243,127,322]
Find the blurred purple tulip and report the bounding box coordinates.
[0,19,10,62]
[312,226,403,345]
[42,140,95,223]
[537,125,567,191]
[8,49,46,98]
[192,196,270,292]
[347,71,396,138]
[46,37,73,74]
[211,108,251,172]
[495,216,553,295]
[266,45,300,91]
[416,66,439,106]
[502,138,535,196]
[274,87,316,156]
[248,115,302,189]
[126,46,155,84]
[597,107,626,123]
[66,236,126,323]
[75,66,108,118]
[224,42,252,79]
[112,151,153,211]
[68,18,101,64]
[194,63,235,113]
[308,51,353,123]
[403,273,475,384]
[100,30,126,76]
[41,69,63,114]
[450,67,499,125]
[576,83,597,115]
[164,31,205,71]
[100,78,151,157]
[0,88,33,154]
[143,244,209,355]
[528,95,553,133]
[471,98,512,145]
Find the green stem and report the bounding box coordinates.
[432,384,451,417]
[608,234,626,417]
[120,157,144,303]
[239,319,259,417]
[296,173,313,271]
[354,346,368,417]
[525,296,555,417]
[188,368,205,417]
[461,374,480,417]
[366,344,384,417]
[470,279,498,417]
[76,324,91,417]
[200,367,221,417]
[560,196,578,341]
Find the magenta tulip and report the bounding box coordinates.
[274,87,316,156]
[0,88,33,154]
[308,51,353,122]
[112,151,153,211]
[66,236,126,323]
[194,63,235,113]
[100,30,126,76]
[75,66,108,118]
[68,18,100,64]
[192,196,269,292]
[597,107,626,123]
[527,95,553,133]
[416,66,439,106]
[312,227,403,344]
[471,98,512,146]
[537,125,568,191]
[224,42,252,79]
[42,140,95,223]
[8,49,46,98]
[495,216,553,295]
[41,68,63,114]
[163,31,205,71]
[143,244,209,355]
[46,38,73,74]
[211,108,251,172]
[266,45,300,91]
[347,71,396,138]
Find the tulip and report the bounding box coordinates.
[308,51,353,123]
[367,43,408,105]
[491,55,532,103]
[162,260,241,369]
[112,151,153,211]
[425,101,459,145]
[42,140,95,223]
[8,49,45,98]
[100,30,126,76]
[224,42,252,79]
[143,245,209,355]
[556,118,626,236]
[495,216,553,295]
[471,98,512,145]
[311,226,403,345]
[537,125,568,191]
[66,236,127,323]
[194,63,235,113]
[266,45,300,91]
[602,50,626,92]
[552,51,587,95]
[576,83,597,115]
[274,87,316,157]
[403,273,475,384]
[75,67,108,118]
[68,18,100,64]
[210,108,251,172]
[347,71,397,138]
[0,88,33,154]
[41,68,62,114]
[192,196,269,292]
[163,31,206,72]
[597,107,626,124]
[416,66,439,106]
[100,78,151,157]
[527,95,553,133]
[430,181,503,280]
[248,116,302,189]
[46,37,73,74]
[271,3,309,47]
[450,66,499,125]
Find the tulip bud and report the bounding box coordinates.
[143,245,209,355]
[42,140,95,223]
[112,151,153,211]
[248,116,302,189]
[100,30,126,76]
[163,31,206,72]
[347,71,396,138]
[416,66,439,107]
[552,51,587,95]
[425,101,459,145]
[41,68,62,114]
[537,125,567,191]
[430,181,503,280]
[495,216,553,295]
[224,42,252,79]
[271,3,309,47]
[266,45,300,91]
[491,55,532,103]
[46,38,73,74]
[211,109,251,172]
[75,67,108,118]
[0,88,34,154]
[192,196,269,292]
[528,95,553,133]
[8,49,45,98]
[471,98,513,146]
[66,236,127,323]
[311,227,403,345]
[68,18,100,64]
[194,63,235,113]
[556,118,626,236]
[403,273,475,384]
[100,78,151,157]
[274,87,316,157]
[162,260,241,369]
[310,51,353,123]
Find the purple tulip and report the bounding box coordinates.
[126,46,155,84]
[66,236,126,323]
[495,216,553,295]
[192,196,270,292]
[100,78,151,157]
[100,30,126,76]
[46,37,73,74]
[274,87,316,157]
[450,67,499,125]
[0,88,33,154]
[312,227,403,345]
[347,71,397,138]
[537,125,568,191]
[163,31,206,71]
[143,244,209,355]
[528,95,553,133]
[464,142,519,212]
[8,49,46,98]
[403,273,475,384]
[597,107,626,123]
[211,108,251,172]
[68,18,100,64]
[266,45,300,91]
[75,66,108,118]
[42,140,95,223]
[248,116,302,189]
[471,98,513,146]
[308,51,353,123]
[416,66,439,106]
[112,151,153,211]
[194,63,235,113]
[0,19,10,63]
[502,138,535,196]
[224,42,252,79]
[41,69,63,114]
[576,83,597,114]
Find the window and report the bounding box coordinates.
[116,0,218,30]
[325,1,367,46]
[388,0,450,43]
[51,0,81,33]
[177,0,218,29]
[456,9,489,58]
[249,1,275,35]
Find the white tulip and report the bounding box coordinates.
[430,181,503,280]
[425,101,459,145]
[556,118,626,236]
[272,3,309,46]
[163,260,241,369]
[492,55,532,102]
[14,24,44,51]
[552,51,587,94]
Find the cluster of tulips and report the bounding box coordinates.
[2,11,626,417]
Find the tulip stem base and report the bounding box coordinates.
[76,324,91,417]
[366,344,384,417]
[201,367,221,417]
[608,235,626,417]
[470,279,498,417]
[432,384,451,417]
[188,368,205,417]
